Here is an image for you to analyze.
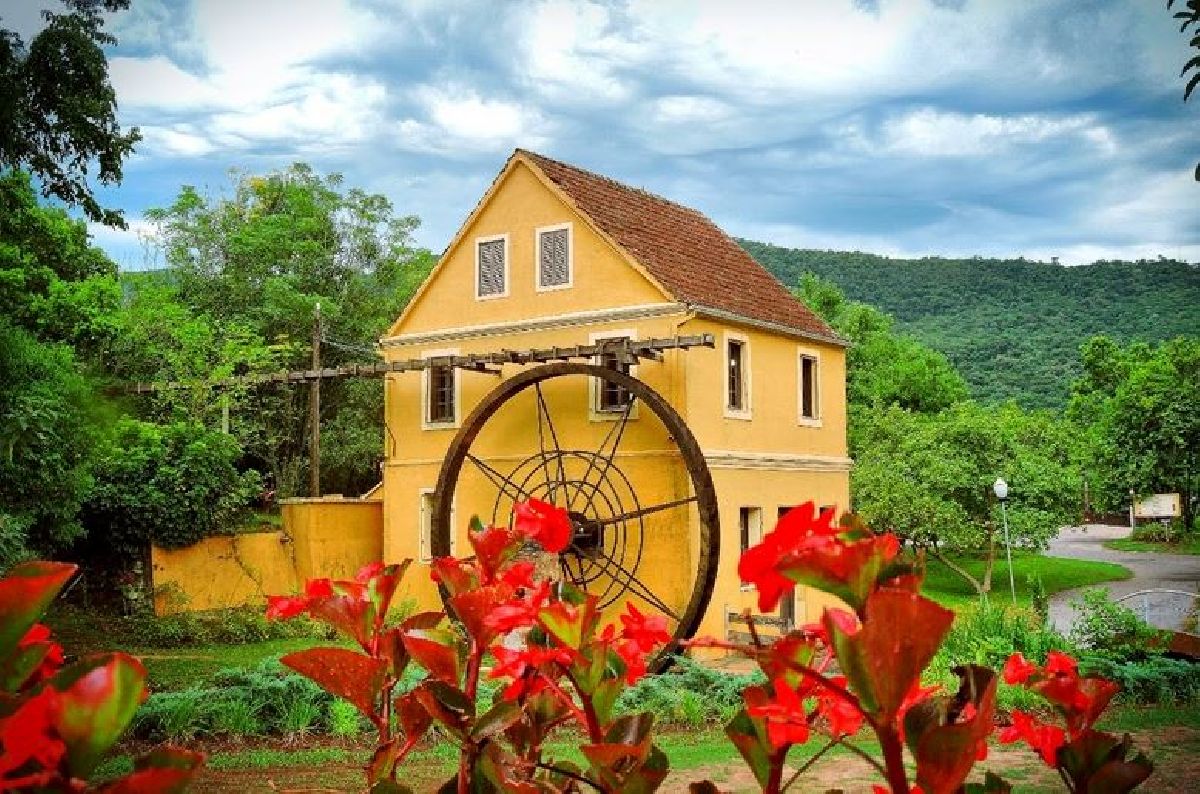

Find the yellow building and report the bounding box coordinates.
[379,149,850,644]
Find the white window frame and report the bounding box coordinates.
[474,233,509,300]
[421,347,461,430]
[797,347,822,427]
[418,487,456,563]
[534,222,573,292]
[723,330,752,420]
[589,328,640,422]
[738,506,763,590]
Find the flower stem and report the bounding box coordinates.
[877,725,911,794]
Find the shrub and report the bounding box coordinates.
[326,699,365,737]
[616,655,763,726]
[1080,656,1200,704]
[1069,588,1165,661]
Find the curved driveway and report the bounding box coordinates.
[1047,524,1200,635]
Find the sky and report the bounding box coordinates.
[7,0,1199,268]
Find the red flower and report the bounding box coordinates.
[748,678,810,748]
[613,639,649,685]
[1044,650,1078,677]
[618,603,672,652]
[469,524,520,582]
[998,709,1065,766]
[739,504,837,611]
[265,595,308,620]
[355,562,386,583]
[488,644,575,701]
[513,499,572,553]
[1002,652,1038,685]
[0,688,63,779]
[486,579,552,635]
[814,676,864,738]
[305,578,334,599]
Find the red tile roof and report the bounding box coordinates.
[518,149,842,344]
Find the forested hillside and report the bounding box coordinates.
[741,241,1200,408]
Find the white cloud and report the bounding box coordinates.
[110,56,222,109]
[396,87,552,155]
[140,124,217,156]
[880,109,1116,158]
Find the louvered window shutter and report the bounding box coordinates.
[477,239,506,296]
[538,228,570,287]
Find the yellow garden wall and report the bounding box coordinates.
[150,498,383,615]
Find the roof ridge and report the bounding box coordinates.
[516,148,704,218]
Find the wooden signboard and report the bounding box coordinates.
[1134,493,1182,519]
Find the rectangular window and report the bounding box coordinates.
[596,337,631,413]
[727,339,745,411]
[419,489,455,562]
[419,490,434,562]
[799,354,819,420]
[476,236,507,298]
[426,363,456,425]
[739,507,762,555]
[537,225,571,289]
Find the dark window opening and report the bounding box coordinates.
[427,365,455,424]
[727,339,745,411]
[597,338,631,413]
[800,354,818,419]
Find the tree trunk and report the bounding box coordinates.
[981,525,995,593]
[930,547,986,597]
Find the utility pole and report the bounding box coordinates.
[310,303,321,497]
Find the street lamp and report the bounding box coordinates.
[994,478,1016,605]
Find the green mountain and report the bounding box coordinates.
[740,241,1200,409]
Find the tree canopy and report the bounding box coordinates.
[0,0,140,226]
[745,240,1200,409]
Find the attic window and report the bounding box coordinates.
[536,224,572,290]
[476,235,508,299]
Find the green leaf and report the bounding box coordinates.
[471,699,523,740]
[51,653,148,778]
[724,706,772,790]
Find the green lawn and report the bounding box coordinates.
[1105,537,1200,556]
[922,551,1131,611]
[132,637,320,690]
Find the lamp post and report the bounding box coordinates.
[994,478,1016,605]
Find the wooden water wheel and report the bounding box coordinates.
[431,362,720,657]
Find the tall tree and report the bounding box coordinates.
[138,164,435,497]
[1070,335,1200,527]
[1168,0,1200,179]
[0,1,140,226]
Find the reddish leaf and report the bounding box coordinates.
[365,561,410,626]
[97,747,204,793]
[725,692,773,790]
[0,562,76,660]
[906,665,998,794]
[396,690,432,741]
[307,595,374,651]
[50,653,148,778]
[412,681,472,737]
[402,611,445,632]
[401,629,461,684]
[281,647,386,720]
[825,588,953,724]
[449,586,506,645]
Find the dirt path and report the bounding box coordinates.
[1047,524,1200,635]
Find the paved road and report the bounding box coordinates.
[1047,524,1200,635]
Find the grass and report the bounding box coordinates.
[922,550,1131,611]
[133,638,320,690]
[1105,537,1200,556]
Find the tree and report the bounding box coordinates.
[851,402,1079,596]
[0,171,118,563]
[137,164,435,496]
[0,1,140,226]
[796,273,969,413]
[1071,335,1200,527]
[1168,0,1200,179]
[83,419,261,555]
